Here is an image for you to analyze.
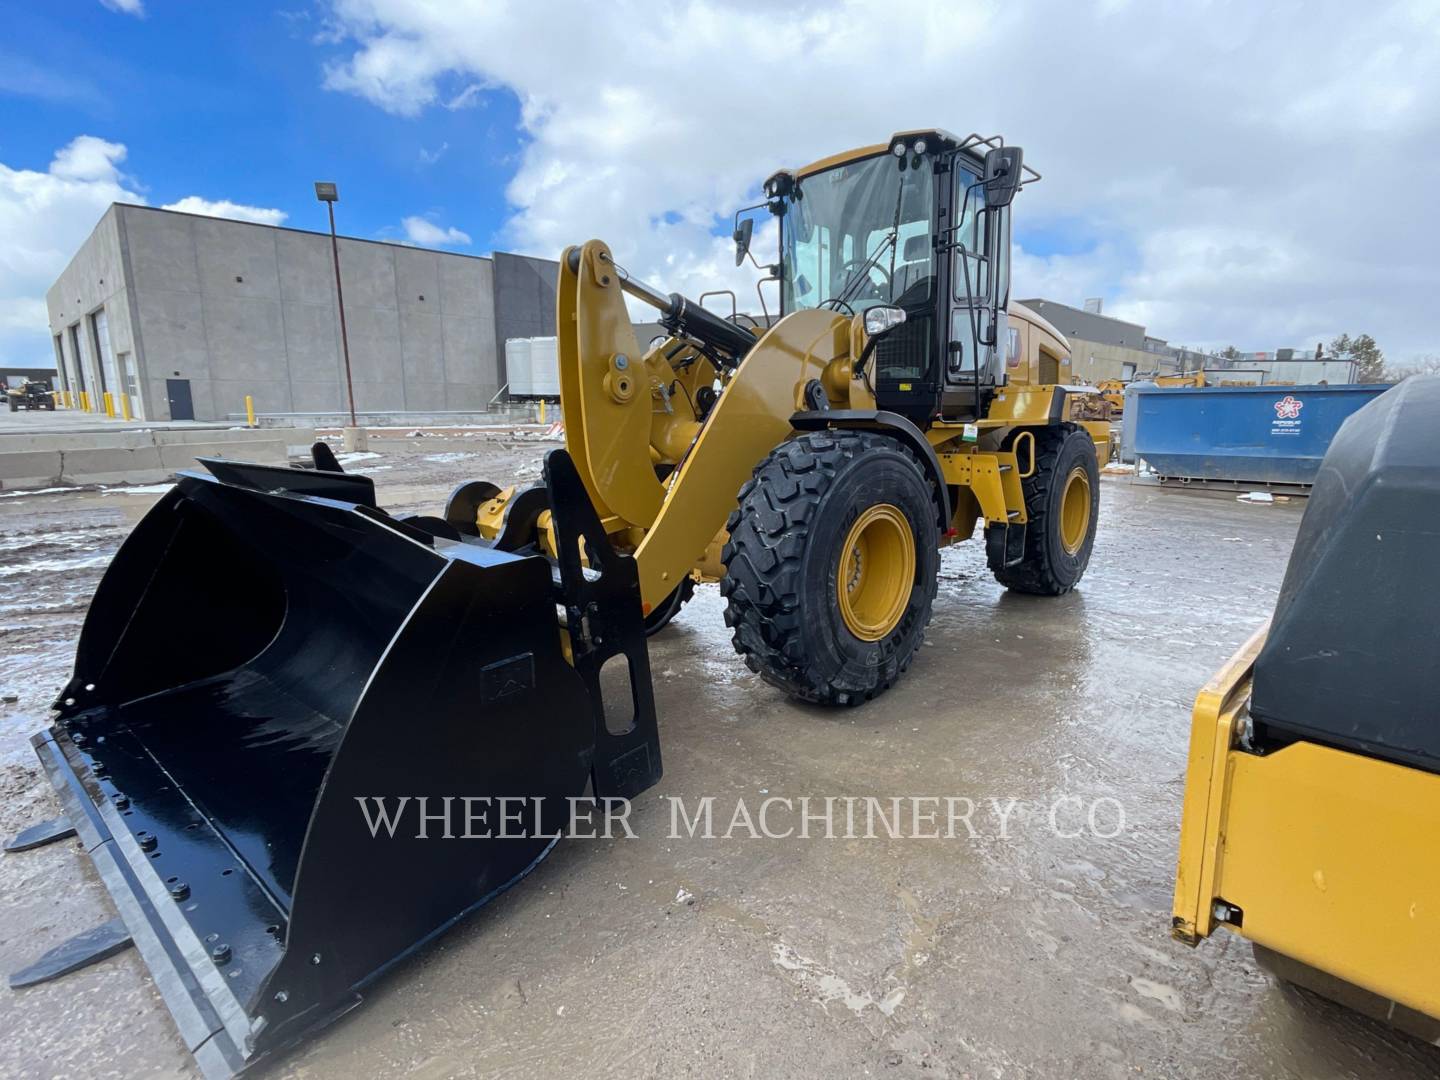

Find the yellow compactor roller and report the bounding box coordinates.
[11,130,1105,1076]
[1174,376,1440,1039]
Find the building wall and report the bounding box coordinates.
[1015,297,1178,382]
[1068,340,1174,382]
[48,204,505,421]
[491,252,559,390]
[45,206,145,414]
[1018,298,1147,350]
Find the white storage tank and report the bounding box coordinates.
[529,336,560,399]
[505,337,533,398]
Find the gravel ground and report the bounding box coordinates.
[1,432,1435,1080]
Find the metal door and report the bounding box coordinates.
[166,379,194,420]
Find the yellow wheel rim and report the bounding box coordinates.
[837,504,915,641]
[1059,466,1092,555]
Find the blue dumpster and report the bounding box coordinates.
[1132,383,1393,486]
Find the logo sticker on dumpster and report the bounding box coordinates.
[1271,395,1303,436]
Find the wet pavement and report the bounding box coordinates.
[1,435,1435,1079]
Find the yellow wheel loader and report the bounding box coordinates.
[473,129,1105,703]
[9,130,1104,1076]
[1173,376,1440,1040]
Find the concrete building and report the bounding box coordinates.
[45,204,559,422]
[1,366,58,389]
[1018,298,1179,382]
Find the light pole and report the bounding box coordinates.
[314,181,362,446]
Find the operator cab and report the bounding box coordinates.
[740,130,1033,427]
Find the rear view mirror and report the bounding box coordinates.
[983,146,1024,209]
[733,217,754,267]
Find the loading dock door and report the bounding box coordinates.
[166,379,194,420]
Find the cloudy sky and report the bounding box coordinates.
[3,0,1438,369]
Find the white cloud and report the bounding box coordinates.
[0,137,144,365]
[401,215,472,246]
[444,84,485,110]
[321,0,1440,362]
[161,195,288,226]
[98,0,144,15]
[0,138,290,365]
[418,141,449,165]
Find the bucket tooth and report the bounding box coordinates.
[4,815,76,852]
[8,918,133,989]
[29,448,661,1076]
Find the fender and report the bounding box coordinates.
[789,409,951,531]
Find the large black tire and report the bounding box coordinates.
[990,424,1099,595]
[643,574,695,635]
[721,431,939,705]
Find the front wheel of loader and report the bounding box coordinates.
[990,424,1099,595]
[721,431,939,706]
[644,574,695,635]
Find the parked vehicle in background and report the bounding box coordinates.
[6,379,56,412]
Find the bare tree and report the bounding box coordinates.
[1388,355,1440,380]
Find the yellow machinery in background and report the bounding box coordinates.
[1095,371,1204,419]
[1174,376,1440,1039]
[6,378,57,412]
[1096,378,1128,416]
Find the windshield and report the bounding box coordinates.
[779,154,935,314]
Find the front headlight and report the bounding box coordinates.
[864,306,907,338]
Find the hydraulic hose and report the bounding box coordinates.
[566,247,756,367]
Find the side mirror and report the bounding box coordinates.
[863,305,907,339]
[733,217,754,267]
[983,146,1024,209]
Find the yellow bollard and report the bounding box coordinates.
[80,391,90,412]
[120,393,132,421]
[103,391,115,418]
[245,394,256,428]
[539,399,546,423]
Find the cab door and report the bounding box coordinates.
[941,160,1011,415]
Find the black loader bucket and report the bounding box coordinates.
[24,449,660,1077]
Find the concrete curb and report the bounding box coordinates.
[0,427,315,491]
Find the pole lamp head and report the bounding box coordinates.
[314,182,339,203]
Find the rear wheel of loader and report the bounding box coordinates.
[722,431,939,705]
[991,424,1099,595]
